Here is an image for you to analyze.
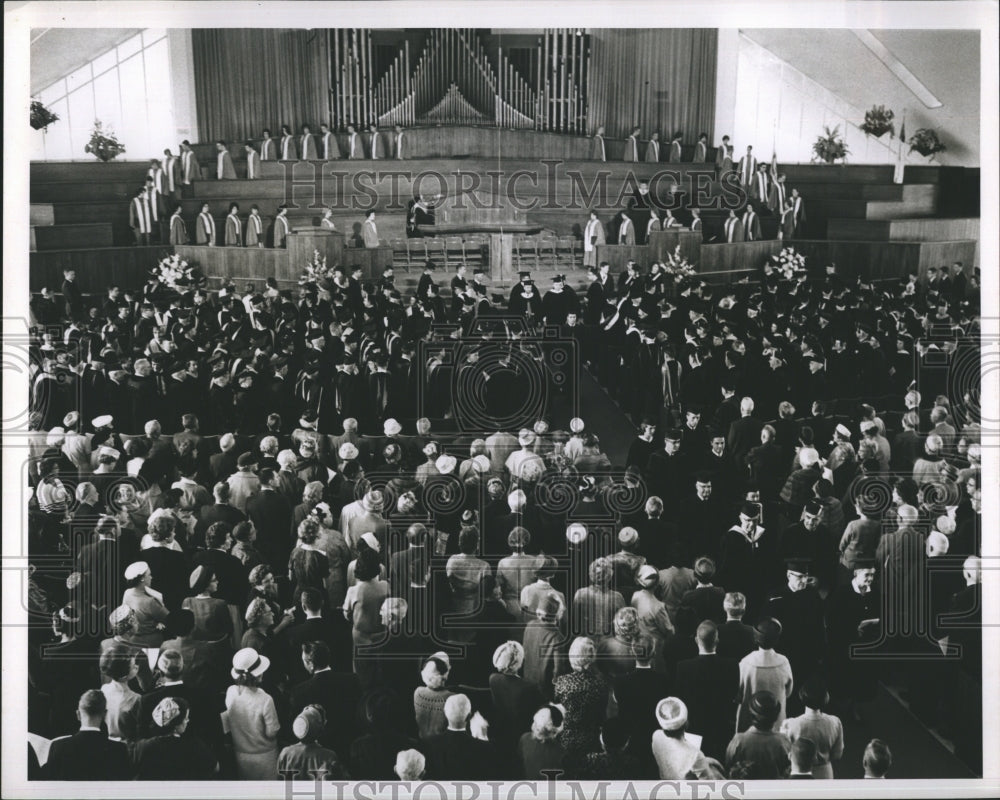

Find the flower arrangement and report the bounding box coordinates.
[660,245,698,281]
[770,247,807,280]
[30,100,60,132]
[908,128,946,159]
[151,254,205,293]
[812,125,849,164]
[83,119,126,162]
[860,105,895,138]
[298,249,336,287]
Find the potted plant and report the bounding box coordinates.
[908,128,946,160]
[84,119,126,162]
[860,105,895,138]
[812,125,849,164]
[30,100,60,132]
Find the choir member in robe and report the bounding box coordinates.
[693,133,708,163]
[301,124,318,160]
[623,126,641,162]
[320,207,337,231]
[346,125,361,159]
[180,140,202,184]
[168,206,188,245]
[225,203,242,247]
[129,187,152,246]
[362,211,379,248]
[583,211,606,268]
[196,202,216,246]
[669,132,683,163]
[260,129,277,161]
[645,132,661,163]
[273,205,290,248]
[162,148,181,206]
[216,141,237,180]
[393,125,405,159]
[280,125,299,161]
[715,135,733,177]
[245,142,261,180]
[368,124,382,159]
[592,125,607,161]
[320,123,341,160]
[245,205,264,248]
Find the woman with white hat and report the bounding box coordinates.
[413,652,455,740]
[121,561,169,647]
[651,697,722,779]
[225,647,280,779]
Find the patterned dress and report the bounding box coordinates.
[554,666,610,756]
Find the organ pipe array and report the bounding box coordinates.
[330,29,588,131]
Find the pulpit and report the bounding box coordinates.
[288,227,345,270]
[648,229,702,265]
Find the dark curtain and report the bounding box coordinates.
[192,29,330,143]
[587,29,717,140]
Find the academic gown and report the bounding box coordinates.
[280,135,299,161]
[217,150,236,180]
[541,288,580,326]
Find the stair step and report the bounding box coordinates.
[827,217,979,242]
[31,223,114,251]
[30,204,55,226]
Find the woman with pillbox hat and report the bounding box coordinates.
[651,697,723,779]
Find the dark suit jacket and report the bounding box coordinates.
[675,654,739,759]
[45,730,131,780]
[424,729,497,779]
[290,669,363,754]
[678,585,727,629]
[246,488,293,565]
[717,620,756,662]
[612,667,668,756]
[727,416,763,466]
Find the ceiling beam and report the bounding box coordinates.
[852,29,943,108]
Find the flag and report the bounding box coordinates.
[770,151,778,180]
[899,119,906,145]
[894,112,907,184]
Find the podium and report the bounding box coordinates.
[287,227,345,272]
[648,229,702,266]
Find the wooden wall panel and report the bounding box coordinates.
[699,240,783,272]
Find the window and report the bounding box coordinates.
[34,28,175,160]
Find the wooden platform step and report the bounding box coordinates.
[31,223,114,252]
[30,204,55,226]
[826,216,979,242]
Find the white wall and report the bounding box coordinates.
[167,29,198,144]
[732,34,906,165]
[713,29,739,143]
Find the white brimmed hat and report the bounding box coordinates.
[231,647,270,679]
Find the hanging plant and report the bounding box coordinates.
[30,100,60,132]
[908,128,946,159]
[812,125,849,164]
[860,105,895,138]
[83,119,127,162]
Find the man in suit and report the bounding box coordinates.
[645,131,661,163]
[693,132,708,163]
[246,468,294,570]
[624,126,641,162]
[675,621,739,761]
[723,209,744,243]
[290,641,362,756]
[678,557,727,630]
[717,591,756,662]
[193,523,246,605]
[738,145,757,186]
[592,125,606,161]
[283,589,348,681]
[727,397,763,467]
[424,694,495,779]
[44,690,131,780]
[742,206,762,242]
